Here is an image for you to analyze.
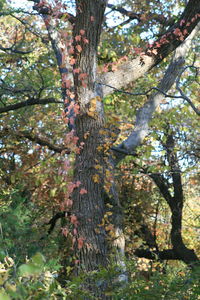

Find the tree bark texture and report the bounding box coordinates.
[71,0,110,278]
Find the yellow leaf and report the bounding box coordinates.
[89,97,97,111]
[99,130,107,135]
[84,132,90,139]
[97,146,103,151]
[106,211,113,216]
[106,170,111,177]
[94,164,102,170]
[92,174,100,183]
[87,111,97,119]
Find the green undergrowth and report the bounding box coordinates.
[0,253,199,300]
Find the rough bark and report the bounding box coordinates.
[70,1,114,297]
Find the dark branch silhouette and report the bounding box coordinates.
[0,97,62,114]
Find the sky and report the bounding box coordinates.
[9,0,124,28]
[10,0,32,9]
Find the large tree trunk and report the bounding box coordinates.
[72,116,108,272]
[70,1,114,297]
[70,3,128,297]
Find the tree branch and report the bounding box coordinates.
[0,44,32,54]
[16,131,70,153]
[176,66,200,116]
[134,248,181,260]
[107,3,174,27]
[107,4,141,22]
[0,97,62,114]
[1,127,70,154]
[99,1,200,97]
[29,0,75,24]
[112,22,200,162]
[10,13,47,40]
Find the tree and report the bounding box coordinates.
[0,0,200,298]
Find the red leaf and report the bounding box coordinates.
[76,181,81,187]
[77,237,85,249]
[83,38,89,44]
[80,29,85,35]
[75,35,81,42]
[68,46,74,54]
[61,227,69,237]
[81,81,87,88]
[73,68,81,74]
[173,28,182,36]
[73,103,80,114]
[78,73,88,80]
[80,188,87,195]
[180,19,185,26]
[183,29,188,36]
[65,80,71,89]
[69,58,76,65]
[70,215,78,226]
[76,45,82,53]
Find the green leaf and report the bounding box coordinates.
[0,291,11,300]
[19,253,45,276]
[31,252,45,266]
[19,263,42,276]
